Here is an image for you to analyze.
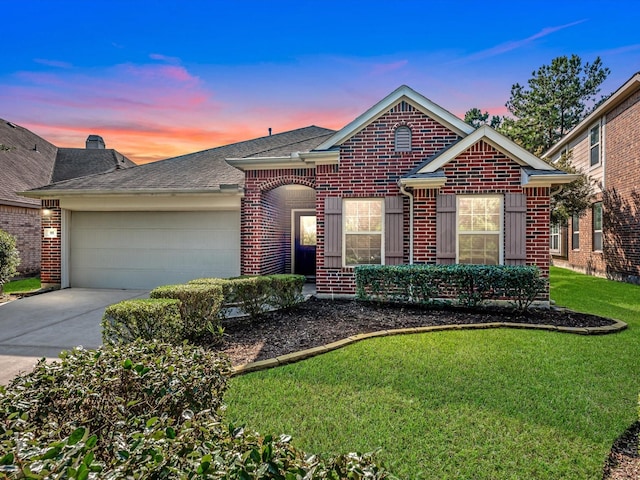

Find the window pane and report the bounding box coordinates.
[593,231,603,251]
[344,200,382,233]
[590,125,599,146]
[459,234,499,265]
[590,145,599,166]
[345,234,382,265]
[300,216,316,246]
[593,203,603,230]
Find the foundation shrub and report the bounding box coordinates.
[150,283,224,340]
[265,274,306,310]
[355,264,546,310]
[0,341,394,479]
[101,298,183,345]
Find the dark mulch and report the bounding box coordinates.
[603,422,640,480]
[216,296,615,367]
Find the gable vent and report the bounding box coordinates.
[395,125,412,152]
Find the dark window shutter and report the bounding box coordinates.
[324,197,342,268]
[436,194,456,264]
[384,196,404,265]
[504,193,527,265]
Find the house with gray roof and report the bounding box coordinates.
[1,122,134,275]
[23,87,577,300]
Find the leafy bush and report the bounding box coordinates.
[0,229,20,294]
[355,264,547,310]
[266,274,306,310]
[0,340,395,479]
[102,298,183,345]
[190,275,306,318]
[150,283,224,340]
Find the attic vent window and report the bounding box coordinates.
[395,125,412,152]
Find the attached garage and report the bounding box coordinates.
[69,210,240,289]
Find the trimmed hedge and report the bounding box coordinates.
[150,283,224,340]
[102,298,183,345]
[355,264,547,310]
[0,341,394,479]
[189,274,306,318]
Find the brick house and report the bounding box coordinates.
[24,86,576,298]
[1,121,135,276]
[543,72,640,284]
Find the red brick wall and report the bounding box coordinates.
[41,199,61,286]
[241,169,315,276]
[0,205,41,275]
[315,102,461,294]
[602,87,640,282]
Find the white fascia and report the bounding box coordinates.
[399,177,447,189]
[417,126,555,174]
[315,85,474,150]
[521,170,581,187]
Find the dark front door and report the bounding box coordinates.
[294,212,316,278]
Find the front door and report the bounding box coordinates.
[293,211,316,278]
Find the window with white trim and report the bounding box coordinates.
[571,214,580,250]
[590,124,600,167]
[457,196,502,265]
[592,202,603,251]
[343,199,383,266]
[394,126,412,152]
[550,222,560,253]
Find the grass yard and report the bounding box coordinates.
[225,267,640,479]
[2,277,40,294]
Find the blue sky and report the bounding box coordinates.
[2,0,639,163]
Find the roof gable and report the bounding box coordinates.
[415,126,554,173]
[315,85,474,150]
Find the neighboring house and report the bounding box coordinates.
[543,72,640,284]
[0,121,135,275]
[23,86,577,300]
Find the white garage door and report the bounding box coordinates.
[70,211,240,289]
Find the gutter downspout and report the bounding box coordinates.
[399,182,414,264]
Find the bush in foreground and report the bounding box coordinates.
[0,229,20,295]
[0,340,394,479]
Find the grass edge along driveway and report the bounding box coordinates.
[225,267,640,479]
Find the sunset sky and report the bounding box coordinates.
[2,0,639,164]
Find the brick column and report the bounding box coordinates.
[41,199,61,288]
[240,187,262,276]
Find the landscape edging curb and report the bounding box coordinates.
[230,319,628,377]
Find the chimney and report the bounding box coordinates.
[86,135,106,149]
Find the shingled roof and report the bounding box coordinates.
[0,119,57,207]
[24,126,335,195]
[52,148,136,183]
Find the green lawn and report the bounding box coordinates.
[225,267,640,479]
[2,277,40,294]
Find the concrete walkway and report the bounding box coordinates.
[0,288,149,384]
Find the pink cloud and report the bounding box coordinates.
[34,59,73,69]
[149,53,182,64]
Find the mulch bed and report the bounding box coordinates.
[216,296,615,366]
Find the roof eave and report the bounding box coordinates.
[521,172,581,187]
[543,72,640,159]
[417,126,554,174]
[399,177,447,189]
[19,187,243,199]
[226,155,308,171]
[315,85,474,150]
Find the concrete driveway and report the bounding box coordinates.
[0,288,149,385]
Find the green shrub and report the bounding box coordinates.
[228,276,272,318]
[0,229,20,294]
[266,274,306,309]
[0,341,230,465]
[150,283,224,340]
[101,298,183,345]
[0,341,395,479]
[356,264,547,310]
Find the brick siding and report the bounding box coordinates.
[0,205,41,276]
[41,200,61,286]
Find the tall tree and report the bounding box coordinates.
[464,108,502,129]
[502,54,610,156]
